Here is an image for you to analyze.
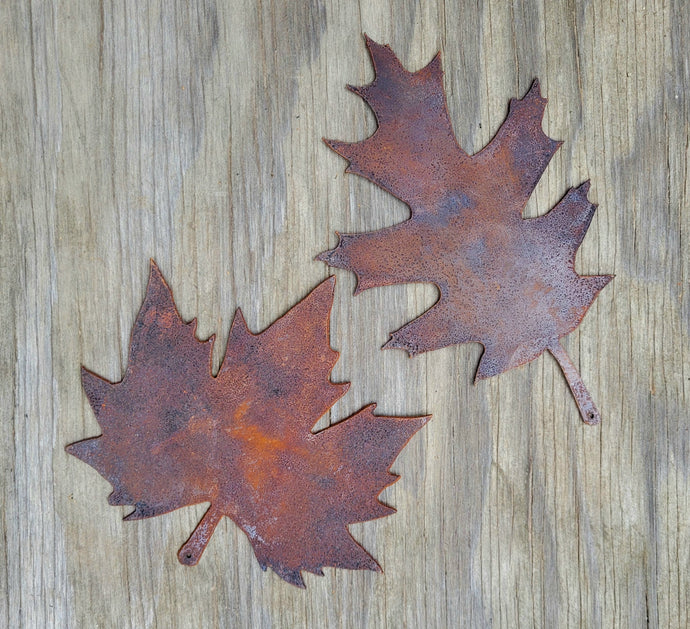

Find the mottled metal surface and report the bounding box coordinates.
[67,261,429,587]
[318,36,613,425]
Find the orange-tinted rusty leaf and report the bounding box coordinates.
[67,261,429,587]
[318,36,613,425]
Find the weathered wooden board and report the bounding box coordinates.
[1,0,688,626]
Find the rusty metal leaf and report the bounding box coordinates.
[318,36,613,425]
[67,261,429,588]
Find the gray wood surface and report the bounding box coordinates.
[2,0,688,627]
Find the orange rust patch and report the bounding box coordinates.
[67,261,429,587]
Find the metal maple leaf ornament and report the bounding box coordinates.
[318,36,613,425]
[67,261,429,588]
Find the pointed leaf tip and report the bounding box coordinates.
[362,33,377,49]
[361,34,403,76]
[314,249,332,264]
[81,366,114,414]
[230,307,251,335]
[577,180,592,197]
[148,258,163,282]
[583,274,614,294]
[526,78,544,100]
[142,259,175,308]
[323,139,353,159]
[369,559,383,574]
[310,275,336,301]
[346,84,368,98]
[382,334,415,355]
[65,437,102,465]
[416,414,433,428]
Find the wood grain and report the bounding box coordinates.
[2,0,688,626]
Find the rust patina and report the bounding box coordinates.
[67,261,429,587]
[318,36,613,424]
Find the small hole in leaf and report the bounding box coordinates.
[185,553,192,560]
[588,413,595,419]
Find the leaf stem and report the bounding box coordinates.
[547,341,601,425]
[178,505,223,566]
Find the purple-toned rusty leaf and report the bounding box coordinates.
[318,35,613,425]
[67,261,429,588]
